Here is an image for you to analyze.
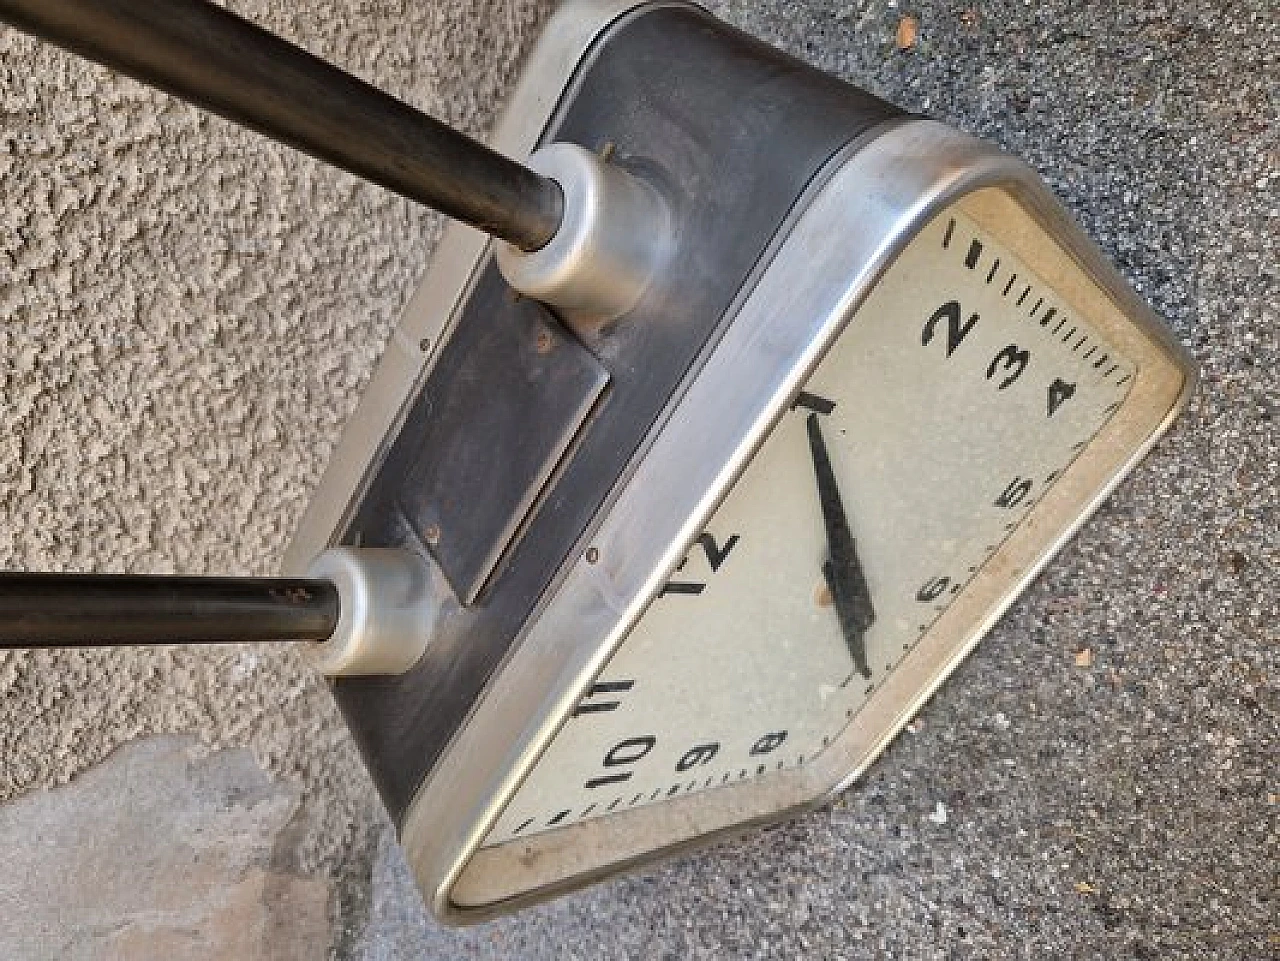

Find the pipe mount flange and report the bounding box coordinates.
[496,142,672,328]
[304,548,439,677]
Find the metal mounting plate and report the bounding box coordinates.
[390,280,607,604]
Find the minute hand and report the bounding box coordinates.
[806,412,875,679]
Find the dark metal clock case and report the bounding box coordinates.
[334,3,904,824]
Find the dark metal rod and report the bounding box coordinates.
[0,0,562,250]
[0,574,339,648]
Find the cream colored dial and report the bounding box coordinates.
[483,205,1134,847]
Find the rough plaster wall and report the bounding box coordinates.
[0,0,553,947]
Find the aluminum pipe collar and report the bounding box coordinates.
[496,142,672,327]
[305,548,438,676]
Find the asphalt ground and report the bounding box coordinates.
[356,0,1277,957]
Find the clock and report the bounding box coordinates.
[480,201,1143,851]
[282,0,1194,923]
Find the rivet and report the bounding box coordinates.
[424,524,441,546]
[585,547,600,564]
[419,337,432,352]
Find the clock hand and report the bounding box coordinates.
[806,412,875,679]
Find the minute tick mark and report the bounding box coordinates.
[965,239,983,269]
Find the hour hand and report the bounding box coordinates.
[806,413,875,679]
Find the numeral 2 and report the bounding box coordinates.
[922,301,979,357]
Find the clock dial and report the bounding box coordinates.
[483,204,1135,848]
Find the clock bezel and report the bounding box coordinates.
[397,119,1194,921]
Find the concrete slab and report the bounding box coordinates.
[0,736,330,960]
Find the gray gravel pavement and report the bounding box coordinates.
[358,0,1278,957]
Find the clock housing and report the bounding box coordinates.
[286,0,1193,923]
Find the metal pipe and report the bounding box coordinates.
[0,0,563,250]
[0,573,339,648]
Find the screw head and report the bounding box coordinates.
[585,547,600,564]
[424,524,441,546]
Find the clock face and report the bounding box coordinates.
[481,203,1136,847]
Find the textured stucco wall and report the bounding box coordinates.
[0,0,553,952]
